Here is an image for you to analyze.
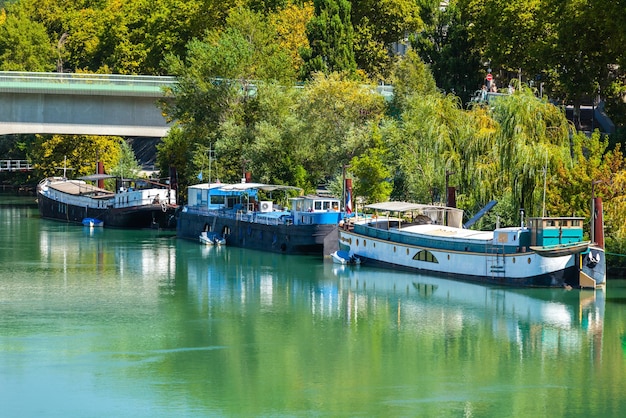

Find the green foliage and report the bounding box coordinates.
[296,72,386,185]
[301,0,357,78]
[349,128,392,204]
[351,0,422,80]
[0,6,54,71]
[412,0,483,102]
[30,134,122,180]
[108,140,142,179]
[390,49,439,114]
[156,126,193,200]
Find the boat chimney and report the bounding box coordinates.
[591,197,605,248]
[97,161,105,188]
[520,208,525,228]
[446,186,456,208]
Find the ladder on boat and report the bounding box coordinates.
[486,246,506,278]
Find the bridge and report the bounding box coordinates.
[0,72,396,139]
[0,72,176,137]
[0,160,32,171]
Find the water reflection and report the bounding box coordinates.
[188,245,605,362]
[36,220,177,287]
[331,265,605,360]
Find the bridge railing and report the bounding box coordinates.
[0,71,177,97]
[0,160,33,171]
[0,71,176,86]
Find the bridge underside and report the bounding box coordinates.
[0,92,171,137]
[0,122,169,137]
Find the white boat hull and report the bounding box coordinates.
[338,228,592,288]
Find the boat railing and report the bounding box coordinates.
[356,222,513,254]
[185,206,292,226]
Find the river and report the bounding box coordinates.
[1,196,625,417]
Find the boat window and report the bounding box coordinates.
[413,250,438,263]
[210,195,225,205]
[323,201,331,210]
[315,201,322,211]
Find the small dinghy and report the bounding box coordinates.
[199,231,226,246]
[331,250,360,265]
[82,218,103,228]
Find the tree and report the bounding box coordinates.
[108,140,142,179]
[30,135,122,180]
[270,1,314,77]
[413,0,483,103]
[0,6,54,71]
[350,0,422,80]
[487,88,572,217]
[388,93,467,205]
[296,72,386,185]
[389,49,438,116]
[161,6,299,191]
[301,0,356,77]
[349,127,392,204]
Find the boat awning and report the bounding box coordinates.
[365,201,452,213]
[217,183,302,193]
[49,180,112,196]
[78,174,116,181]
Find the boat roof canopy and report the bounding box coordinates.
[365,201,457,213]
[191,182,302,193]
[79,174,116,181]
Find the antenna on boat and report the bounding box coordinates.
[54,156,74,179]
[208,146,212,185]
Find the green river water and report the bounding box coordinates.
[1,196,625,417]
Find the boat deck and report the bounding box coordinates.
[401,224,494,241]
[49,180,113,198]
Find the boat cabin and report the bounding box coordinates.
[527,217,585,246]
[289,196,340,213]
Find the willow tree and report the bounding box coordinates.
[389,93,467,204]
[488,88,571,217]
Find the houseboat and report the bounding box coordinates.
[177,182,343,255]
[338,201,606,289]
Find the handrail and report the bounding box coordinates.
[0,71,176,86]
[0,160,33,171]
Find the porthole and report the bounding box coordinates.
[363,240,367,247]
[527,258,531,264]
[356,239,359,246]
[406,248,409,255]
[512,258,516,264]
[394,246,396,253]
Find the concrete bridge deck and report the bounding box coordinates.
[0,72,176,137]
